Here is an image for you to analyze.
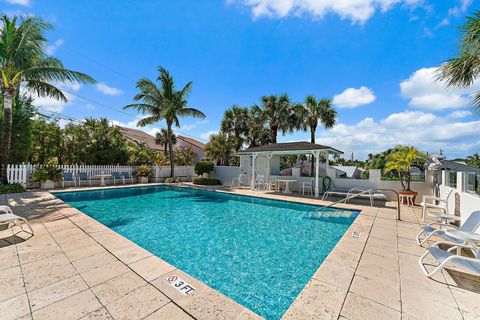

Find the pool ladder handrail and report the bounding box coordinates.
[317,188,401,220]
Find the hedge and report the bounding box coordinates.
[192,178,222,185]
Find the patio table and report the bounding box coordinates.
[276,179,296,194]
[94,174,112,186]
[428,212,461,226]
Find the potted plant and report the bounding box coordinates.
[30,167,63,190]
[384,146,427,204]
[134,165,152,184]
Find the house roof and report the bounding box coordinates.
[116,126,206,152]
[177,135,206,149]
[116,126,162,151]
[332,165,360,178]
[237,142,343,155]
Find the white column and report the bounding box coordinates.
[266,153,272,182]
[250,154,257,190]
[315,151,320,197]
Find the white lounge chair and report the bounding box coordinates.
[420,189,453,221]
[0,205,34,235]
[300,179,314,195]
[322,187,386,207]
[419,240,480,278]
[416,211,480,245]
[231,174,248,189]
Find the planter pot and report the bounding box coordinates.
[399,190,417,204]
[138,176,149,184]
[41,180,55,190]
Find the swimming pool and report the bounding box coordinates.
[55,186,359,319]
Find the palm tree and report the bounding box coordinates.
[220,105,249,152]
[466,152,480,168]
[245,105,271,148]
[384,146,427,191]
[124,67,205,177]
[438,11,480,112]
[296,96,337,175]
[0,15,95,183]
[255,94,295,143]
[205,133,233,166]
[155,128,176,154]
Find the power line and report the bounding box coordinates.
[60,88,138,118]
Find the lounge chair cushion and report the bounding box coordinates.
[427,247,480,274]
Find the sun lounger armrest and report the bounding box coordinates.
[422,195,446,203]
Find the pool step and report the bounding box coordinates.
[305,209,354,219]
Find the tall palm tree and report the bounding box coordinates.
[438,11,480,112]
[466,152,480,168]
[255,94,295,143]
[124,67,205,177]
[205,133,234,166]
[155,128,176,154]
[0,15,95,183]
[220,104,249,152]
[296,96,337,175]
[245,105,271,147]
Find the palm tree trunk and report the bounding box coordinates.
[271,126,277,144]
[167,124,175,177]
[310,126,316,177]
[0,92,14,184]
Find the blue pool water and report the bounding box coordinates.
[55,186,358,319]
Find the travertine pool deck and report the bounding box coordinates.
[1,185,479,320]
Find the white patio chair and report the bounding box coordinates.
[420,189,453,221]
[231,174,247,189]
[121,171,134,184]
[62,172,76,188]
[77,172,91,187]
[416,211,480,245]
[0,205,34,235]
[254,175,266,191]
[300,179,314,195]
[267,179,279,192]
[419,240,480,278]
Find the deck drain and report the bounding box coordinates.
[351,231,361,239]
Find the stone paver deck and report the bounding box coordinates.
[1,185,479,320]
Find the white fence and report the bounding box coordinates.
[7,164,195,188]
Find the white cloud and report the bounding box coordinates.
[200,130,218,140]
[316,110,480,159]
[46,39,64,55]
[5,0,30,6]
[448,110,472,119]
[436,0,472,28]
[333,86,376,108]
[400,67,480,111]
[228,0,423,24]
[95,82,123,96]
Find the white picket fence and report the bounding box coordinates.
[7,164,195,188]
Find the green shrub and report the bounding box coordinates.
[194,161,214,176]
[164,177,181,183]
[30,166,63,182]
[0,183,26,194]
[192,177,221,185]
[133,164,153,177]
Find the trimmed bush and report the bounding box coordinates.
[192,178,221,185]
[194,161,214,176]
[0,183,26,194]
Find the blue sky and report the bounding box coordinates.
[3,0,480,159]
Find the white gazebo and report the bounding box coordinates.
[236,142,343,197]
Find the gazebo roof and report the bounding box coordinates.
[237,142,343,155]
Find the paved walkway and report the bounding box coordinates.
[0,188,479,320]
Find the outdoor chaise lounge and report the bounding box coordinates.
[416,211,480,245]
[62,172,76,188]
[419,240,480,278]
[0,205,34,235]
[322,187,386,206]
[420,189,453,221]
